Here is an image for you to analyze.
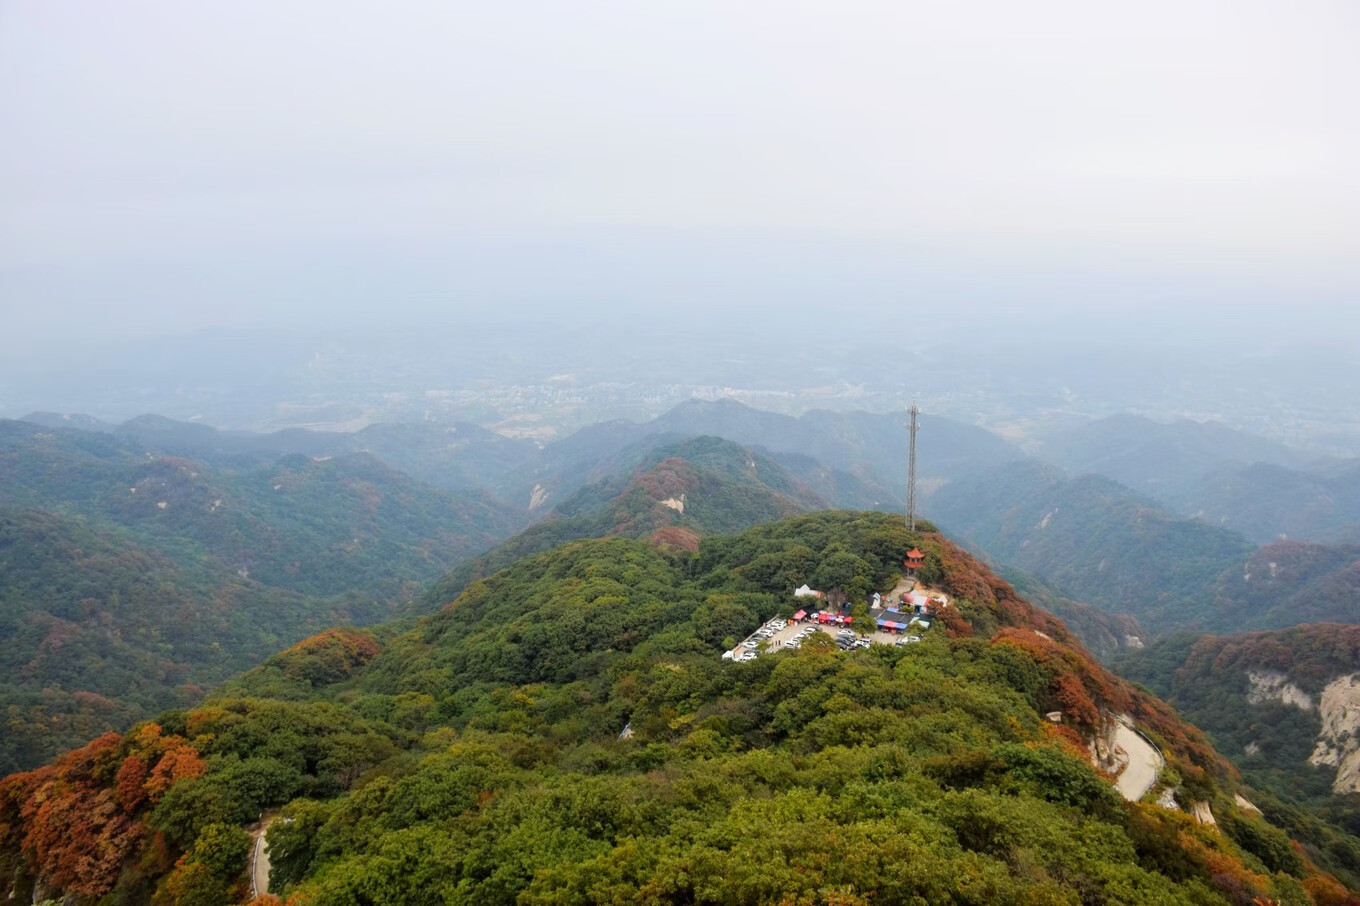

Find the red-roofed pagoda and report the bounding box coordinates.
[904,548,925,572]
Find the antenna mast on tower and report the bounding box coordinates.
[907,404,919,532]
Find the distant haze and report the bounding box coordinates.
[2,0,1357,352]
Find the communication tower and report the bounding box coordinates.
[907,404,919,532]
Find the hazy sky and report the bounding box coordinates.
[2,0,1358,347]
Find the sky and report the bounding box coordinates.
[2,0,1358,350]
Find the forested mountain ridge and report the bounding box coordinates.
[0,419,520,597]
[1033,414,1310,501]
[1157,461,1360,545]
[4,512,1355,905]
[928,459,1257,632]
[19,412,540,494]
[23,398,1025,514]
[0,419,521,772]
[1206,541,1360,629]
[1028,414,1360,544]
[413,435,838,612]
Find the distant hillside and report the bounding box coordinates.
[0,419,520,598]
[416,435,832,609]
[23,411,540,493]
[1026,413,1360,543]
[500,398,1024,514]
[1178,461,1360,544]
[1034,414,1309,501]
[22,400,1019,517]
[0,419,522,772]
[929,458,1256,633]
[5,511,1348,905]
[1206,540,1360,630]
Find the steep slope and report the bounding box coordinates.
[0,509,360,773]
[3,512,1352,905]
[1116,624,1360,883]
[1002,569,1150,660]
[1118,626,1360,796]
[931,458,1360,643]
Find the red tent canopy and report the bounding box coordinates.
[793,609,807,621]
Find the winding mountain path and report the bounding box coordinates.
[1113,721,1163,801]
[250,816,277,899]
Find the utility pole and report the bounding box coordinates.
[907,404,919,532]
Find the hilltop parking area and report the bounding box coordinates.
[725,615,923,662]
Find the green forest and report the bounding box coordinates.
[0,421,521,772]
[4,512,1354,905]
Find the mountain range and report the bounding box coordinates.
[5,511,1353,904]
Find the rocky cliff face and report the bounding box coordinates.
[1308,674,1360,793]
[1246,669,1315,711]
[1245,669,1360,795]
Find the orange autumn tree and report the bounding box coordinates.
[0,723,207,901]
[16,733,138,899]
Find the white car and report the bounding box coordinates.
[739,651,758,661]
[744,640,759,649]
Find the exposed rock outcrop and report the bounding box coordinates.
[1309,674,1360,794]
[1246,670,1314,711]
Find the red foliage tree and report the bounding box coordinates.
[18,733,142,898]
[144,744,207,799]
[115,754,150,813]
